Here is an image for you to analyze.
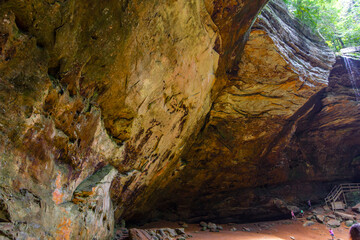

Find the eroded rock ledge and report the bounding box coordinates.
[0,0,269,238]
[125,0,337,224]
[2,0,358,237]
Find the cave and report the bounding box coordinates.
[0,0,360,239]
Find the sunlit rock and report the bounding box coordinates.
[134,0,336,223]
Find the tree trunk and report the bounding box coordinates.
[338,37,345,48]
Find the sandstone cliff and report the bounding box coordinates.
[124,0,337,223]
[0,0,268,238]
[2,0,358,238]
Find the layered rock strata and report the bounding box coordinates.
[2,0,358,235]
[0,0,269,238]
[130,0,337,223]
[279,57,360,183]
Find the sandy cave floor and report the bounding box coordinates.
[141,214,354,240]
[188,220,348,240]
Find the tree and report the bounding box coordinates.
[282,0,360,51]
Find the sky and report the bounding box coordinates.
[336,0,352,12]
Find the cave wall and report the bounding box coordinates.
[136,4,360,225]
[1,0,358,236]
[127,0,339,223]
[280,57,360,183]
[0,0,269,238]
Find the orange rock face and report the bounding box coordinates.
[120,0,338,224]
[0,0,271,237]
[2,0,359,237]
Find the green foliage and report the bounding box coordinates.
[283,0,360,52]
[345,191,360,207]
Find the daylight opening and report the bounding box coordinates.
[283,0,360,54]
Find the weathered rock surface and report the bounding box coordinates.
[346,220,354,227]
[278,56,360,183]
[315,215,325,223]
[128,228,190,240]
[327,219,341,228]
[352,203,360,213]
[2,0,360,235]
[334,211,356,220]
[129,229,152,240]
[134,0,335,223]
[0,0,270,238]
[0,165,117,239]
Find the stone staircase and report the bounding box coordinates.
[325,183,360,211]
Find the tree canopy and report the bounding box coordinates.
[282,0,360,52]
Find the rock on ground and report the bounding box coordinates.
[327,219,341,228]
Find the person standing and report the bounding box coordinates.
[307,200,312,209]
[329,228,335,240]
[291,210,296,220]
[299,210,304,218]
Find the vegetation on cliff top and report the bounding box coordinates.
[283,0,360,51]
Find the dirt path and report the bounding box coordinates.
[189,220,350,240]
[142,218,351,240]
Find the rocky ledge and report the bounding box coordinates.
[1,0,360,238]
[125,0,337,224]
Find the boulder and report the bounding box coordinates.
[346,220,354,227]
[334,211,356,220]
[207,222,217,231]
[327,219,341,228]
[146,230,156,237]
[199,222,207,228]
[129,229,153,240]
[312,207,325,215]
[156,229,167,238]
[352,203,360,213]
[164,228,178,237]
[175,228,186,235]
[306,216,314,220]
[315,215,325,223]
